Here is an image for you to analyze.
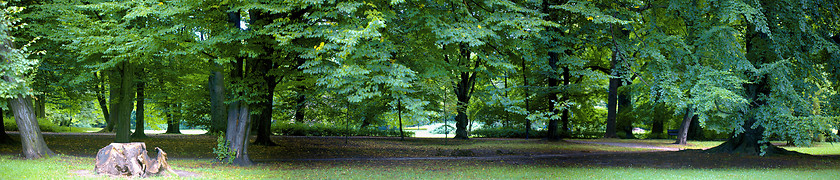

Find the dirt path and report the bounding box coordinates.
[566,140,682,151]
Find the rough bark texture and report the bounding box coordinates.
[109,62,136,143]
[225,101,253,166]
[250,58,278,146]
[7,93,55,159]
[0,108,15,144]
[131,80,147,139]
[208,63,227,135]
[94,143,175,177]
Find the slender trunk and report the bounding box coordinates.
[111,62,136,143]
[165,104,181,134]
[293,57,306,123]
[131,80,147,139]
[561,66,571,138]
[398,98,404,141]
[94,72,111,131]
[34,95,45,118]
[0,108,14,144]
[209,62,227,134]
[522,59,531,139]
[676,106,693,145]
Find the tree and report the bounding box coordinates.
[1,2,55,158]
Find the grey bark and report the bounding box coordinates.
[94,72,111,132]
[546,52,560,141]
[208,63,227,134]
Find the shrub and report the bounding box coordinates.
[270,123,413,137]
[3,116,57,132]
[471,127,545,138]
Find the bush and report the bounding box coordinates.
[471,127,545,138]
[3,116,57,132]
[270,123,413,137]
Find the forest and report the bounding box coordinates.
[1,0,840,172]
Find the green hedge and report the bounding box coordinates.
[271,123,413,137]
[3,116,57,132]
[471,127,546,138]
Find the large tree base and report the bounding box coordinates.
[705,137,801,156]
[95,143,176,177]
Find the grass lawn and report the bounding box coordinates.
[2,154,840,179]
[3,134,840,179]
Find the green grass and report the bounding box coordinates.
[2,155,840,179]
[782,142,840,155]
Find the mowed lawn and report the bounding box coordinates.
[2,133,840,179]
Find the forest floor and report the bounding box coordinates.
[2,132,840,179]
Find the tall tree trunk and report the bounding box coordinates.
[522,58,531,139]
[251,58,278,146]
[94,72,111,132]
[7,93,55,159]
[0,108,14,144]
[398,98,404,141]
[131,79,147,139]
[33,94,45,118]
[110,62,136,143]
[165,104,181,134]
[208,62,227,134]
[618,86,634,139]
[687,115,703,140]
[651,102,665,139]
[293,57,306,124]
[546,52,560,141]
[605,77,619,138]
[560,66,571,138]
[453,45,477,140]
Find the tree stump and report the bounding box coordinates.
[94,142,176,177]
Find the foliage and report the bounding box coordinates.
[471,127,545,138]
[271,123,413,137]
[212,133,236,164]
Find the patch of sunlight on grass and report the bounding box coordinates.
[783,142,840,155]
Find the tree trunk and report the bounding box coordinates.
[94,72,111,132]
[605,78,619,138]
[208,62,227,135]
[560,66,571,138]
[522,58,531,139]
[7,92,55,159]
[650,103,665,139]
[110,62,136,143]
[546,52,560,141]
[398,98,405,141]
[687,114,704,140]
[0,108,15,144]
[251,58,278,146]
[165,104,181,134]
[131,80,147,139]
[618,86,634,139]
[33,94,45,118]
[454,70,474,139]
[675,106,693,145]
[293,57,307,124]
[225,101,253,166]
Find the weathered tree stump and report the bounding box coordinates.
[94,142,176,177]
